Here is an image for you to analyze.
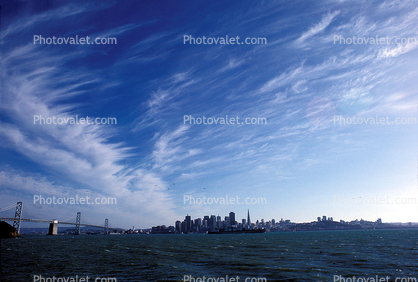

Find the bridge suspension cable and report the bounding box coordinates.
[21,203,44,220]
[60,215,77,223]
[0,203,17,212]
[80,214,97,226]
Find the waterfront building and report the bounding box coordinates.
[229,212,236,226]
[185,215,192,232]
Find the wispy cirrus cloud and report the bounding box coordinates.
[0,16,181,228]
[2,4,90,40]
[151,125,204,172]
[296,10,340,45]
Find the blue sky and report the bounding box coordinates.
[1,0,417,229]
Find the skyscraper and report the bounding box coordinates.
[225,216,230,228]
[175,220,181,232]
[229,212,236,226]
[185,215,191,232]
[195,218,202,231]
[210,215,216,230]
[203,215,210,224]
[247,209,251,229]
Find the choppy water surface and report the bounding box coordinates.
[1,229,417,281]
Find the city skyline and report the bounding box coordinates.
[146,209,417,235]
[2,200,415,232]
[150,209,391,234]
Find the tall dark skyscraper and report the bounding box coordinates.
[229,212,236,226]
[247,209,251,228]
[175,220,181,232]
[185,215,191,232]
[194,218,202,231]
[209,215,216,230]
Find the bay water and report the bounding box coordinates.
[1,229,417,281]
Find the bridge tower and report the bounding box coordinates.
[48,220,59,235]
[105,219,109,235]
[75,212,81,235]
[13,202,23,234]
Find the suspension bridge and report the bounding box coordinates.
[0,202,124,235]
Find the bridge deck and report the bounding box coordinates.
[0,217,123,230]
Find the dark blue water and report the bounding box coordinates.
[1,229,417,282]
